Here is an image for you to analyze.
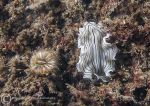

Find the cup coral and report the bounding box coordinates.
[30,49,58,75]
[8,55,27,74]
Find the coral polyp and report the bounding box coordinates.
[30,49,58,75]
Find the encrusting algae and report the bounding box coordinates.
[0,0,150,105]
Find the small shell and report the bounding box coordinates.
[77,22,118,82]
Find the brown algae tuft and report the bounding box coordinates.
[0,56,5,74]
[30,49,59,75]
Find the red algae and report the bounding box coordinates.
[0,0,150,105]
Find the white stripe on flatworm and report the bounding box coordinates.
[77,22,118,82]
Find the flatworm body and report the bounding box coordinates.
[77,22,118,82]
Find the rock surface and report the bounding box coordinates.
[0,0,150,105]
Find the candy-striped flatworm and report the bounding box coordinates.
[77,22,118,82]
